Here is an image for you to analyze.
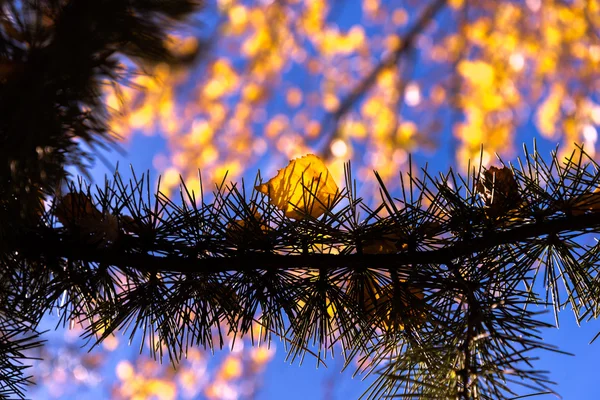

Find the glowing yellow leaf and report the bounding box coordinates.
[323,93,340,112]
[146,379,177,400]
[243,82,264,102]
[251,347,275,365]
[396,121,417,144]
[165,34,198,57]
[128,104,154,129]
[535,84,564,139]
[228,5,249,33]
[256,154,339,219]
[449,0,464,9]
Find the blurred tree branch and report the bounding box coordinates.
[323,0,448,160]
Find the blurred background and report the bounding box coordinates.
[29,0,600,398]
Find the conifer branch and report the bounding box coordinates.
[16,205,600,275]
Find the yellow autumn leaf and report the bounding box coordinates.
[457,60,495,88]
[256,154,339,219]
[218,356,243,380]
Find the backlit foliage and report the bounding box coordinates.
[256,154,339,219]
[29,323,274,399]
[108,0,600,195]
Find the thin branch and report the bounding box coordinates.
[322,0,448,159]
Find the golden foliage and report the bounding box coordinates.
[217,356,243,380]
[102,0,600,197]
[104,330,273,400]
[256,154,338,219]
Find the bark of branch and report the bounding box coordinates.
[20,211,600,276]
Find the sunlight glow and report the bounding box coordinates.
[330,139,348,158]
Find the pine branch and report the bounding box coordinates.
[4,2,600,399]
[18,210,600,275]
[7,145,600,398]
